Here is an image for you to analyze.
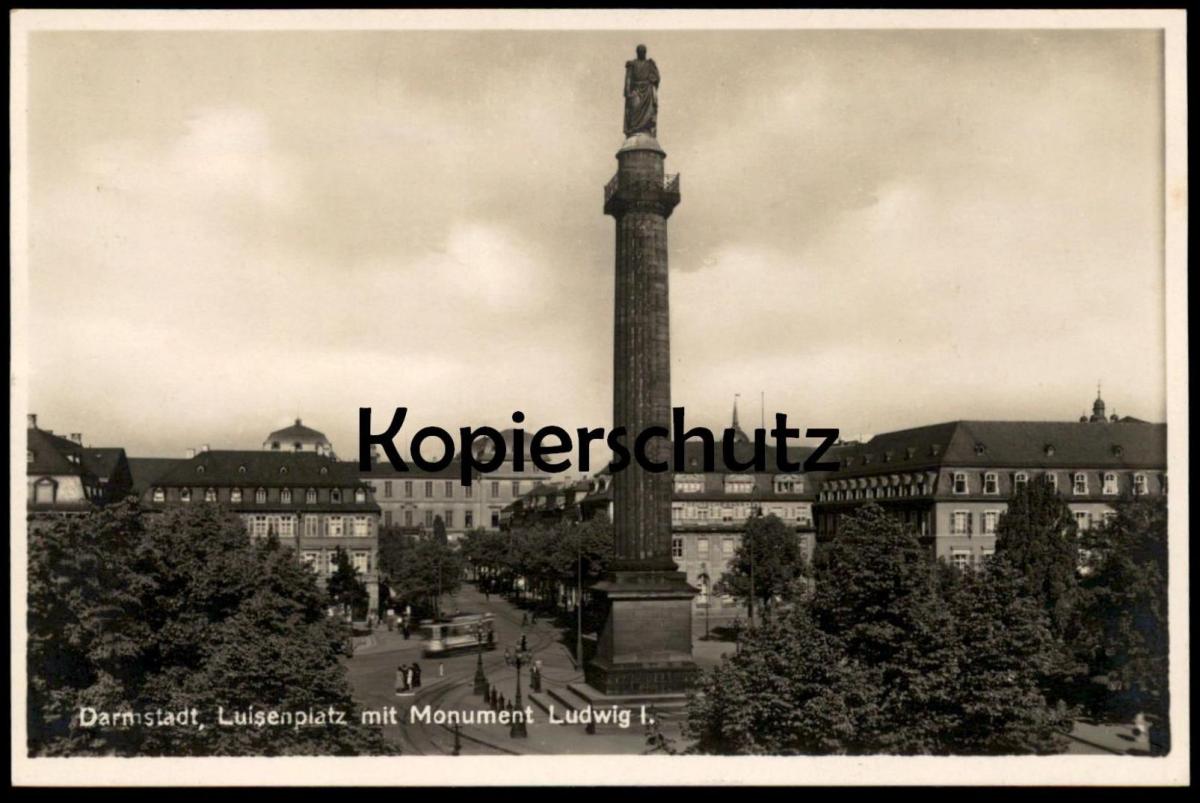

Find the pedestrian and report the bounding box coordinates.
[520,634,528,652]
[395,664,407,695]
[406,664,415,691]
[412,662,422,688]
[486,629,495,648]
[402,620,410,640]
[439,662,445,678]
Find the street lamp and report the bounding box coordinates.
[504,637,533,738]
[473,622,488,696]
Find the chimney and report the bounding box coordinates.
[370,444,380,464]
[186,448,196,459]
[27,413,37,429]
[70,433,83,445]
[200,444,210,453]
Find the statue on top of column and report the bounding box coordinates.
[623,44,660,138]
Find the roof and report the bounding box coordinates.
[128,457,184,495]
[151,450,368,488]
[27,428,90,477]
[265,418,329,443]
[81,448,127,482]
[360,459,464,480]
[830,420,1167,478]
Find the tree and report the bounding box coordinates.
[992,476,1080,638]
[432,515,448,545]
[326,547,369,619]
[945,561,1072,753]
[686,606,877,754]
[378,526,462,620]
[716,514,807,618]
[810,504,962,753]
[27,501,392,756]
[1076,496,1169,750]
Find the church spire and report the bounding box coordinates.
[730,394,749,443]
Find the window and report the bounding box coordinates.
[672,504,683,521]
[425,510,435,528]
[301,551,320,571]
[355,488,366,503]
[724,475,753,494]
[331,489,343,504]
[404,481,413,498]
[983,472,999,495]
[425,481,434,498]
[464,511,473,528]
[1133,473,1147,496]
[384,511,393,527]
[327,517,344,537]
[255,488,267,504]
[152,487,165,503]
[304,515,319,538]
[353,516,369,537]
[181,488,192,503]
[228,487,241,503]
[1045,473,1058,492]
[951,511,971,535]
[1074,511,1091,531]
[982,510,999,534]
[384,481,393,498]
[950,551,971,571]
[774,475,803,494]
[981,548,995,565]
[34,479,56,504]
[252,515,268,537]
[352,551,370,574]
[1072,473,1088,495]
[511,481,521,498]
[404,510,414,527]
[1014,472,1028,492]
[465,484,473,499]
[278,517,295,537]
[306,488,317,504]
[204,487,217,503]
[446,481,455,498]
[696,506,710,520]
[697,538,710,557]
[491,510,500,528]
[673,476,703,493]
[27,450,34,464]
[490,481,500,498]
[722,507,734,522]
[722,538,734,556]
[671,537,683,558]
[1103,473,1118,495]
[280,488,292,504]
[952,472,968,494]
[444,510,454,528]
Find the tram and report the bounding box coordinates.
[421,612,497,657]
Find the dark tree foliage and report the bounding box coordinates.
[377,526,462,619]
[715,514,808,615]
[326,546,369,618]
[27,501,392,756]
[687,504,1072,755]
[1076,496,1169,748]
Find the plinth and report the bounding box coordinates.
[585,132,698,697]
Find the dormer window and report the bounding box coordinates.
[1014,472,1028,491]
[320,467,329,476]
[255,487,267,504]
[231,487,243,503]
[930,444,941,456]
[279,466,288,475]
[1112,445,1124,457]
[1045,472,1058,491]
[883,451,893,463]
[180,488,192,503]
[306,488,317,504]
[331,489,343,504]
[1102,473,1118,495]
[905,447,916,460]
[773,474,803,494]
[152,487,165,503]
[204,487,217,502]
[196,465,205,474]
[238,465,247,474]
[724,474,753,495]
[280,488,293,504]
[952,472,968,494]
[983,472,999,495]
[974,442,987,456]
[354,488,366,503]
[1044,444,1056,457]
[1133,473,1147,496]
[1072,473,1088,495]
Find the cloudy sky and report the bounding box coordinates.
[23,27,1165,459]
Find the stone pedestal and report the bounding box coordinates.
[584,131,697,697]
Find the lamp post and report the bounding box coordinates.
[504,638,533,738]
[576,525,584,668]
[697,571,710,641]
[473,622,488,696]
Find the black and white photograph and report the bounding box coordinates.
[10,8,1188,787]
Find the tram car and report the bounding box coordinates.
[421,613,497,657]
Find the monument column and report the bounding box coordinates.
[584,46,697,697]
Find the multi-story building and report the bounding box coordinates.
[263,418,335,458]
[136,448,381,613]
[360,428,559,539]
[26,414,132,520]
[814,393,1167,569]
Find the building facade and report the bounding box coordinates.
[26,414,133,520]
[137,449,381,613]
[263,418,335,458]
[814,403,1167,569]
